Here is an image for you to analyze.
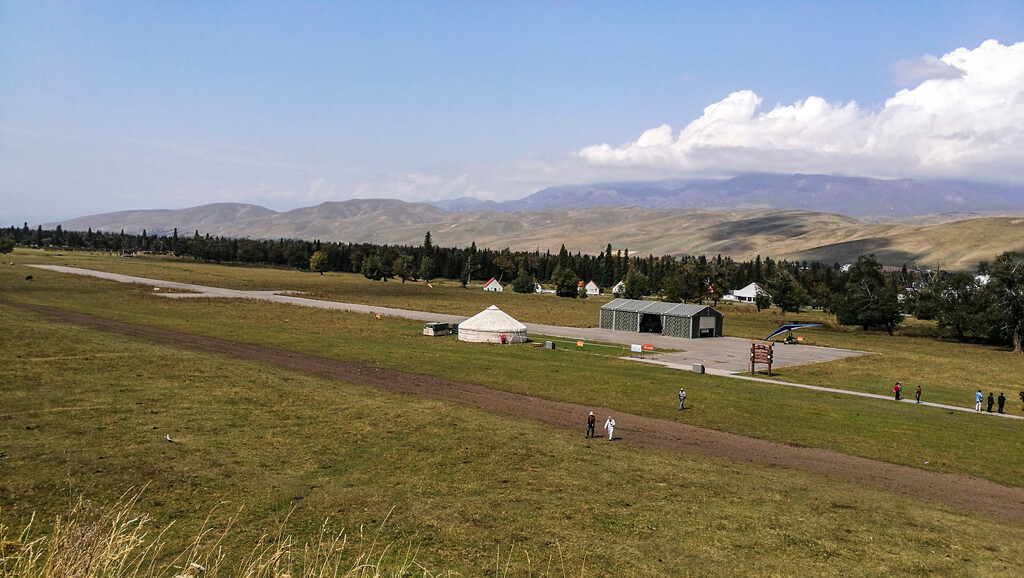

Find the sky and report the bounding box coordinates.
[2,1,1024,224]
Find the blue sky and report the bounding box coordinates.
[2,1,1023,224]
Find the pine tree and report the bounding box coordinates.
[512,267,534,293]
[602,243,615,288]
[422,231,433,256]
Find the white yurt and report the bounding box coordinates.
[458,305,528,344]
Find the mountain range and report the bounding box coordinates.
[45,174,1024,269]
[430,173,1024,218]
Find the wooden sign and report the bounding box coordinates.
[750,340,774,376]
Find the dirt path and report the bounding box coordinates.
[16,303,1024,523]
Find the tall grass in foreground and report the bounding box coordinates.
[0,492,426,577]
[1,493,585,577]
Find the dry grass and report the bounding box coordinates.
[0,492,431,577]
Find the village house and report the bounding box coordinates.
[721,282,768,304]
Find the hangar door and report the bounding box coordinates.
[698,315,717,337]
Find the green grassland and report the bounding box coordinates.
[3,251,1021,489]
[2,305,1023,575]
[12,248,1024,417]
[15,249,609,325]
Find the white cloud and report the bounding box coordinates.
[892,54,965,85]
[580,40,1024,183]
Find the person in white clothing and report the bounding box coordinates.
[604,416,615,441]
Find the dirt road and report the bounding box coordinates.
[16,303,1024,523]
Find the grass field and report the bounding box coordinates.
[2,249,1023,573]
[16,250,1024,408]
[3,251,1022,485]
[2,305,1023,575]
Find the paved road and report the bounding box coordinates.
[29,265,1021,420]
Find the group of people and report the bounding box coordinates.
[586,388,689,441]
[585,411,615,440]
[975,390,1008,413]
[892,382,922,403]
[896,382,1014,414]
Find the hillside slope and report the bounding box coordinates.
[44,200,1024,268]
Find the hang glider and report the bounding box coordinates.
[764,324,822,343]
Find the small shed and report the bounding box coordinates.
[611,280,625,295]
[482,278,503,292]
[584,280,601,296]
[423,322,451,336]
[599,298,723,338]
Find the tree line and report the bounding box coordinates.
[3,223,1021,352]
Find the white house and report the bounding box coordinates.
[482,277,503,292]
[722,282,768,303]
[585,280,601,296]
[611,280,625,295]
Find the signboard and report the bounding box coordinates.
[642,344,654,351]
[577,340,585,348]
[630,344,642,353]
[750,340,774,376]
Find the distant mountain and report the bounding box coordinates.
[427,174,1024,218]
[53,202,277,237]
[44,197,1024,269]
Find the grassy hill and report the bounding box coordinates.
[47,201,1024,268]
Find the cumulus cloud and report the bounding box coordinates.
[892,54,965,85]
[580,40,1024,183]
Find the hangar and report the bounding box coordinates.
[599,298,723,338]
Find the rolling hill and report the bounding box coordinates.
[47,200,1024,269]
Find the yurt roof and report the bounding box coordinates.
[460,305,527,332]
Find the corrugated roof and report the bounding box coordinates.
[600,298,717,317]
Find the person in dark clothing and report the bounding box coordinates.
[893,382,902,401]
[987,393,995,413]
[915,385,922,403]
[997,393,1006,413]
[586,412,596,438]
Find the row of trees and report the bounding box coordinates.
[3,224,1021,351]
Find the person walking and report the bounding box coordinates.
[586,412,596,439]
[975,390,984,411]
[678,389,687,410]
[893,382,902,401]
[997,393,1006,414]
[604,416,615,441]
[987,392,995,413]
[915,385,922,403]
